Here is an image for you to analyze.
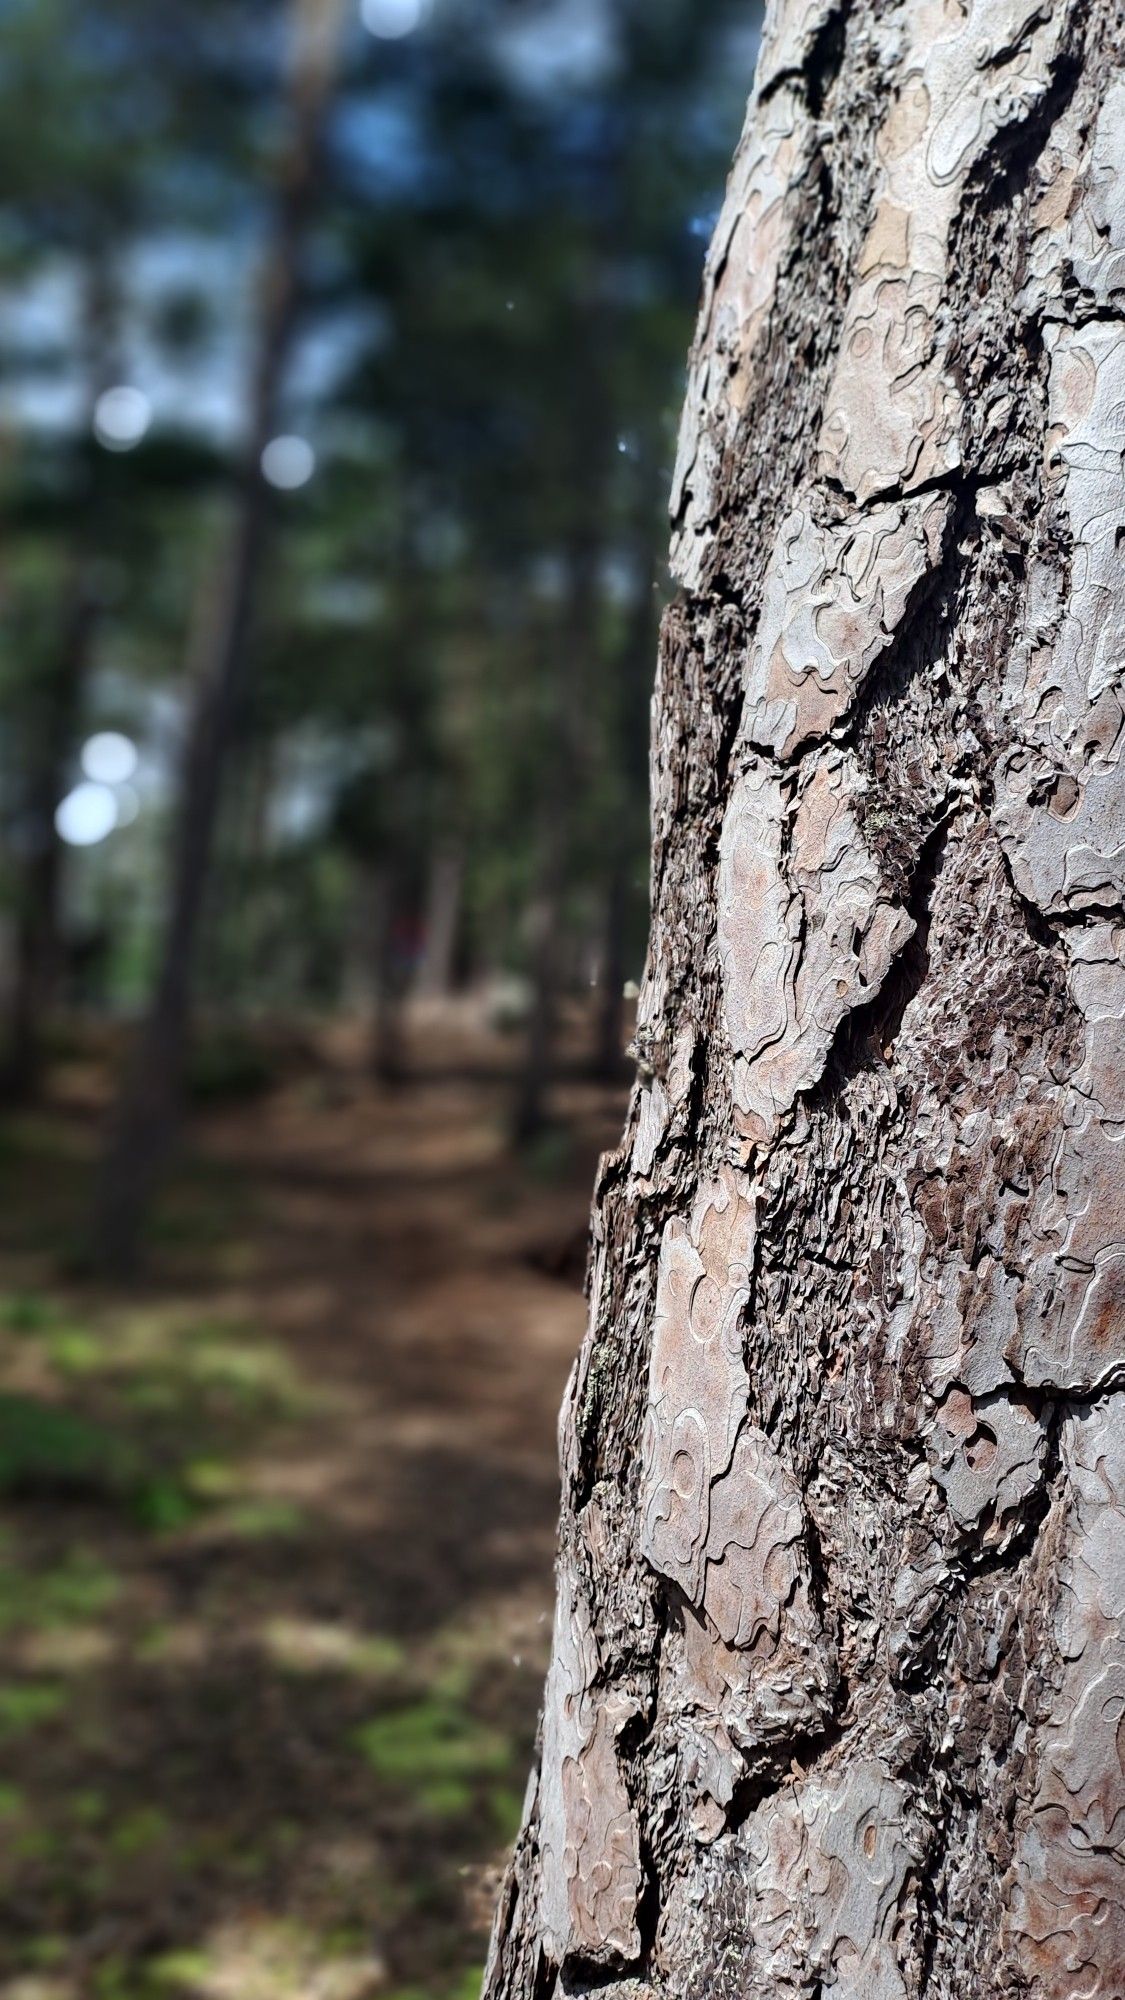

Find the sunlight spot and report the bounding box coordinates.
[261,1616,405,1679]
[93,385,151,451]
[19,1627,114,1672]
[360,0,427,37]
[261,434,315,490]
[168,1915,385,2000]
[55,782,116,848]
[80,731,137,786]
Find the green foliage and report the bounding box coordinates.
[0,0,752,1043]
[0,1680,65,1739]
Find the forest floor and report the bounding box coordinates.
[0,1009,627,2000]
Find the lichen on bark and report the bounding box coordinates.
[484,2,1125,1994]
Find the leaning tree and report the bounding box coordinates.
[485,0,1125,1993]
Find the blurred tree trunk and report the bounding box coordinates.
[486,2,1125,1994]
[591,538,658,1083]
[511,525,599,1147]
[511,834,564,1146]
[412,837,464,1001]
[512,424,608,1146]
[1,256,113,1101]
[367,859,405,1085]
[2,562,95,1101]
[91,0,345,1271]
[590,860,626,1083]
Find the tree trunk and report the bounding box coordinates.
[1,558,96,1100]
[412,837,464,1001]
[486,3,1125,1995]
[2,254,114,1100]
[591,536,659,1086]
[367,860,406,1086]
[512,852,564,1147]
[90,0,344,1272]
[591,860,627,1084]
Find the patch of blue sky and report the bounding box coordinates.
[489,0,621,98]
[334,89,433,198]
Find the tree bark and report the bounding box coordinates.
[486,2,1125,1994]
[90,0,344,1271]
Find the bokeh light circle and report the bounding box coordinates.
[80,731,138,786]
[261,435,316,490]
[55,782,118,847]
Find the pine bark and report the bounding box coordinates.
[485,2,1125,1994]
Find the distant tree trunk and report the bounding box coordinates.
[412,837,464,1000]
[367,860,406,1085]
[1,255,113,1100]
[512,845,564,1147]
[487,3,1125,1994]
[591,541,658,1084]
[513,240,618,1145]
[590,860,626,1083]
[1,560,96,1100]
[91,0,344,1271]
[513,517,604,1145]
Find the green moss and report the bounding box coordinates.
[218,1498,307,1539]
[0,1549,119,1632]
[47,1330,104,1375]
[416,1777,473,1819]
[108,1806,171,1858]
[67,1789,108,1825]
[20,1935,68,1968]
[0,1681,66,1738]
[183,1458,238,1499]
[2,1291,62,1334]
[0,1395,136,1499]
[145,1948,212,1992]
[354,1700,512,1821]
[487,1784,525,1842]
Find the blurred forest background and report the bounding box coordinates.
[0,1,758,1996]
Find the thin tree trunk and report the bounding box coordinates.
[91,0,344,1271]
[512,844,564,1147]
[513,512,606,1145]
[412,837,464,1000]
[513,235,618,1146]
[590,860,626,1083]
[367,860,405,1086]
[2,561,96,1100]
[2,256,114,1100]
[487,2,1125,1993]
[591,537,658,1085]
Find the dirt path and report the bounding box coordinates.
[0,1032,625,2000]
